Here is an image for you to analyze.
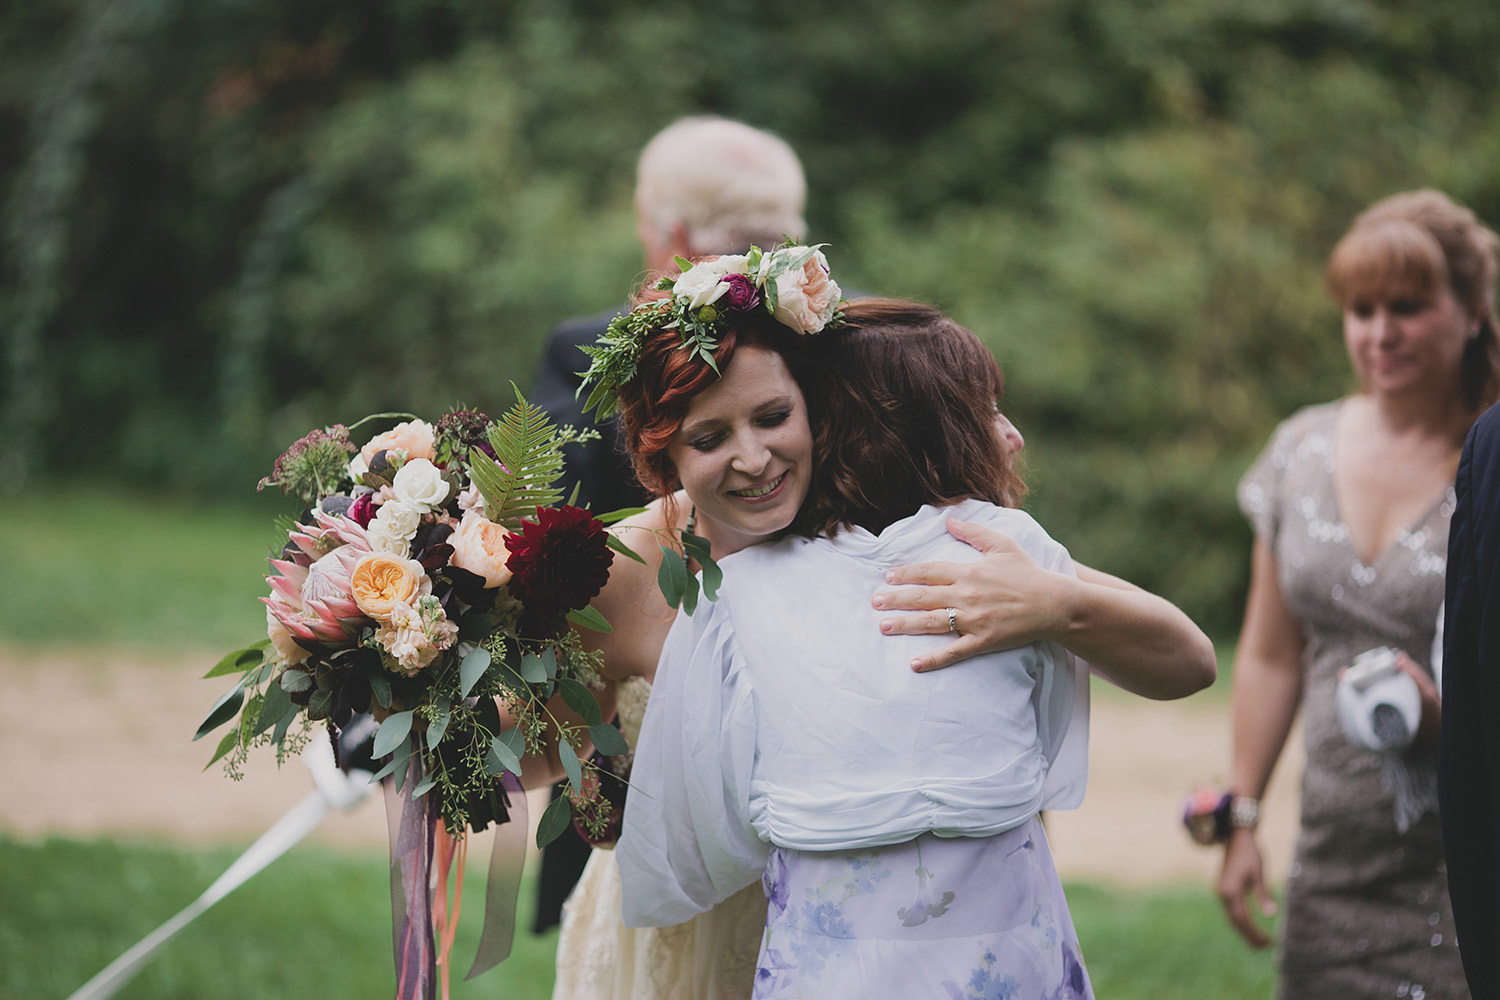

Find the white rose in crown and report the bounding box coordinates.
[391,458,450,510]
[673,255,750,310]
[771,248,841,335]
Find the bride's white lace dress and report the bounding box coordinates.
[551,677,766,1000]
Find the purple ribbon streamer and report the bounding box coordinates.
[385,759,436,1000]
[383,760,530,995]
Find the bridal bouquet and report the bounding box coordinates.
[195,391,633,993]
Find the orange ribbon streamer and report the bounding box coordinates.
[431,825,467,1000]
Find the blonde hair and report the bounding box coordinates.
[635,117,806,255]
[1326,189,1500,408]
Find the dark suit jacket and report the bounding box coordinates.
[531,305,653,514]
[1441,400,1500,995]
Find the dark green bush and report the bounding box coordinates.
[4,0,1499,637]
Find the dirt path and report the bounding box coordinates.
[0,645,1303,888]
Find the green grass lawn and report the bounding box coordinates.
[1068,882,1276,998]
[2,835,1275,1000]
[0,835,559,1000]
[0,489,281,649]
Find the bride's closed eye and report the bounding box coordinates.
[688,432,726,452]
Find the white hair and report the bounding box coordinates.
[635,116,807,255]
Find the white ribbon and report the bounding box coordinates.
[67,738,373,1000]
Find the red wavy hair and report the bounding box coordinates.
[614,289,818,500]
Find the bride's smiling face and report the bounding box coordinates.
[667,344,814,553]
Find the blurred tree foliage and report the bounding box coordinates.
[3,0,1499,636]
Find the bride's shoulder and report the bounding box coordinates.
[596,493,691,602]
[610,494,680,561]
[587,494,680,681]
[949,499,1067,560]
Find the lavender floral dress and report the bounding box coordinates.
[753,820,1091,1000]
[1239,401,1468,999]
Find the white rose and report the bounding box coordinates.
[672,255,749,310]
[771,249,841,335]
[348,452,369,484]
[364,518,412,556]
[391,458,450,510]
[374,499,422,540]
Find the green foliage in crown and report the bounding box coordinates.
[576,243,843,420]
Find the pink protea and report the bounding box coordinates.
[284,509,373,566]
[263,512,374,649]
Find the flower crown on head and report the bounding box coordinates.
[577,242,844,419]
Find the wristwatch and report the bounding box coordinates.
[1229,795,1260,831]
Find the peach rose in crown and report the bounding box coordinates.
[448,509,515,588]
[359,419,437,468]
[771,249,841,335]
[349,552,431,623]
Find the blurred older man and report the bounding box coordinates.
[532,116,807,512]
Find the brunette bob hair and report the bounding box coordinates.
[613,292,818,499]
[792,298,1026,539]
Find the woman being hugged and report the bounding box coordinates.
[613,298,1174,998]
[1218,190,1500,997]
[551,249,1214,1000]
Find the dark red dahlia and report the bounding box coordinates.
[506,506,614,636]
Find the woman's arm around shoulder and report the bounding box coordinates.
[875,516,1216,698]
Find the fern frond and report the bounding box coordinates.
[473,386,570,531]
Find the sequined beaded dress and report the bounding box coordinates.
[1238,401,1469,999]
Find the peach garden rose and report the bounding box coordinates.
[349,552,430,622]
[771,248,841,335]
[448,509,515,588]
[359,418,437,467]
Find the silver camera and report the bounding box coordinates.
[1335,647,1421,753]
